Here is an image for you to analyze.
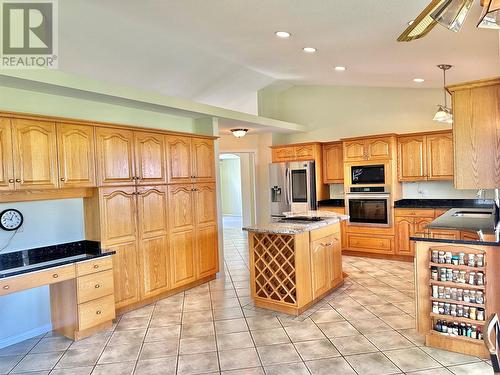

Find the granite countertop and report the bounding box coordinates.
[317,199,345,207]
[0,240,115,278]
[243,211,349,235]
[394,199,494,209]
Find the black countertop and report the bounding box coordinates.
[410,234,500,247]
[317,199,345,207]
[0,240,115,278]
[394,199,494,209]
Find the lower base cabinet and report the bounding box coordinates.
[170,229,197,289]
[107,241,140,309]
[311,232,342,299]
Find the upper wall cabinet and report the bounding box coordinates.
[322,142,344,184]
[96,127,136,186]
[166,135,215,184]
[12,119,59,190]
[0,118,14,191]
[343,136,393,162]
[448,77,500,189]
[57,123,96,188]
[397,131,453,182]
[271,143,320,163]
[134,131,167,185]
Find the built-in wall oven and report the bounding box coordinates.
[345,186,391,227]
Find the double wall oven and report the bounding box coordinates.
[345,164,391,227]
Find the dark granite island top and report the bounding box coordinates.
[0,240,115,278]
[394,199,494,209]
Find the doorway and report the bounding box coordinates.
[219,153,256,230]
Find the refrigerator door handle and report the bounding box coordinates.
[285,168,290,205]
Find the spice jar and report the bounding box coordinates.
[471,325,477,339]
[470,290,476,303]
[440,268,447,282]
[432,285,439,298]
[432,250,439,263]
[438,302,445,314]
[463,290,470,302]
[451,288,457,300]
[469,271,476,285]
[439,251,446,264]
[447,269,453,282]
[450,304,457,317]
[476,291,484,304]
[477,272,484,286]
[459,252,465,265]
[478,308,485,321]
[468,254,476,267]
[477,254,484,267]
[438,286,445,299]
[433,302,439,314]
[452,255,460,265]
[445,287,451,299]
[470,307,477,320]
[464,306,470,318]
[457,304,464,317]
[444,303,451,315]
[452,270,459,282]
[457,288,463,301]
[445,251,452,264]
[431,267,438,280]
[459,270,467,284]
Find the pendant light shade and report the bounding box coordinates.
[434,64,453,124]
[477,0,500,29]
[430,0,474,32]
[231,129,248,138]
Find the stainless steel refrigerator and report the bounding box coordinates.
[269,161,317,219]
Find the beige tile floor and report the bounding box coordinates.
[0,220,494,375]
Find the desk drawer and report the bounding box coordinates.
[77,269,114,304]
[76,256,112,276]
[78,294,115,331]
[0,265,75,296]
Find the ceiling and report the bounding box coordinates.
[60,1,499,114]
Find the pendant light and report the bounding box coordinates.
[477,0,500,29]
[231,129,248,138]
[430,0,474,32]
[433,64,453,124]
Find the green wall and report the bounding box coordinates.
[220,157,242,216]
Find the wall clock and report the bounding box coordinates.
[0,209,23,231]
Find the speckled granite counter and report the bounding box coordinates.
[243,211,349,235]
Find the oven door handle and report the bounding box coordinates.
[346,194,391,199]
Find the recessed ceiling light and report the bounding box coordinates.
[334,66,346,71]
[303,47,317,53]
[275,31,291,38]
[408,20,415,25]
[413,78,425,83]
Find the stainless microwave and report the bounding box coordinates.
[351,164,385,185]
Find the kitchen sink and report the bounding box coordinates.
[452,211,493,219]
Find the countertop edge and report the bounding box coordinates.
[410,236,500,247]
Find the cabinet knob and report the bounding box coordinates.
[95,284,100,289]
[60,178,65,181]
[93,264,99,269]
[2,285,9,290]
[8,179,14,183]
[15,179,21,183]
[52,274,59,278]
[96,310,102,315]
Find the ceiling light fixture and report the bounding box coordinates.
[433,64,453,124]
[303,47,317,53]
[334,66,346,71]
[477,0,500,29]
[413,78,425,83]
[430,0,474,32]
[231,129,248,138]
[275,31,291,38]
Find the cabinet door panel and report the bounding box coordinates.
[367,138,391,160]
[322,143,344,183]
[310,238,330,299]
[166,135,192,183]
[96,127,135,186]
[196,224,218,278]
[271,147,296,162]
[343,141,365,161]
[168,185,194,231]
[12,119,58,189]
[137,186,168,238]
[99,187,137,245]
[0,118,14,190]
[135,132,167,185]
[414,217,433,235]
[57,123,96,188]
[330,234,342,284]
[398,136,426,181]
[192,138,215,182]
[139,235,169,298]
[170,229,197,288]
[395,217,414,255]
[107,241,140,308]
[427,133,453,180]
[194,183,217,226]
[295,145,314,160]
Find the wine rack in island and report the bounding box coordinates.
[415,241,500,358]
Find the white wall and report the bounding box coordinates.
[402,181,494,199]
[220,157,243,216]
[0,199,85,348]
[239,153,256,226]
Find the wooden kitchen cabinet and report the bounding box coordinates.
[311,236,331,298]
[366,138,392,160]
[166,136,215,183]
[95,127,135,186]
[136,186,169,299]
[397,131,453,181]
[0,118,13,191]
[395,217,414,255]
[270,143,320,163]
[322,142,344,183]
[448,77,500,189]
[196,224,218,278]
[12,118,58,190]
[271,146,296,162]
[343,140,365,161]
[57,123,96,188]
[194,183,217,226]
[106,241,140,308]
[343,136,392,162]
[192,138,215,182]
[295,145,315,160]
[134,132,167,185]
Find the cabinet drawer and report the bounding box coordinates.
[0,265,75,296]
[78,294,115,331]
[347,234,393,253]
[310,224,340,242]
[76,256,113,277]
[394,209,435,217]
[77,269,114,304]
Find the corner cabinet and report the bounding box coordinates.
[448,77,500,189]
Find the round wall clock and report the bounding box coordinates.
[0,209,23,231]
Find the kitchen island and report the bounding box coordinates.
[243,211,348,315]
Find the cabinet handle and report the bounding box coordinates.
[15,179,21,183]
[52,273,59,278]
[60,177,65,181]
[3,285,9,290]
[321,242,334,247]
[96,310,102,315]
[8,179,14,183]
[93,264,99,269]
[95,284,100,289]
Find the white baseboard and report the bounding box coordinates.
[0,323,52,349]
